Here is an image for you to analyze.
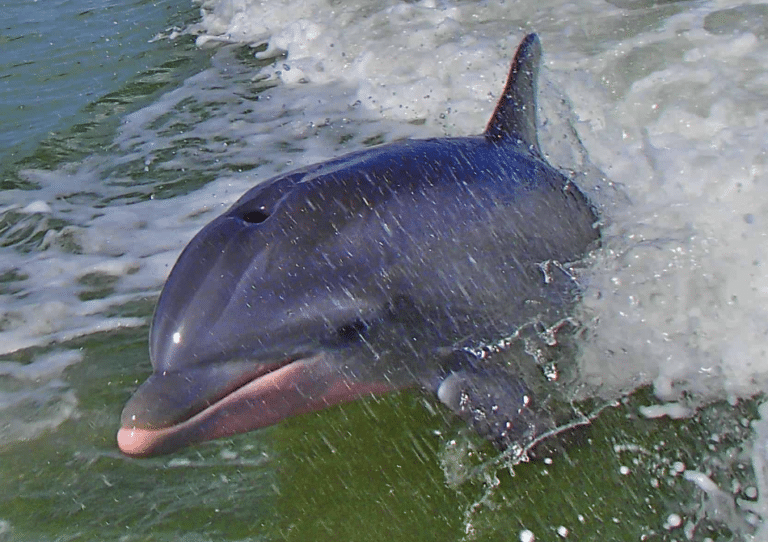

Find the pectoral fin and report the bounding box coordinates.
[434,352,554,450]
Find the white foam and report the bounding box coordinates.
[639,402,693,420]
[20,201,52,214]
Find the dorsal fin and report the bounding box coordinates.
[484,33,542,156]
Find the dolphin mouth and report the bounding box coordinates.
[117,353,397,457]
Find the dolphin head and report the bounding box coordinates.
[118,160,425,456]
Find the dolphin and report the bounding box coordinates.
[117,34,599,458]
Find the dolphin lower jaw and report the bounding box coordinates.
[117,352,398,457]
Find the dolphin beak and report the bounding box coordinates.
[117,353,397,457]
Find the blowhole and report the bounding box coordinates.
[241,210,270,224]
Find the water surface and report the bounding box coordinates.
[2,0,768,540]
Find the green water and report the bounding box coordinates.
[0,323,758,540]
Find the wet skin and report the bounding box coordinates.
[118,34,600,457]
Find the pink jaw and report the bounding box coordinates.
[117,356,397,457]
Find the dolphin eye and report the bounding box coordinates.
[335,320,368,343]
[241,210,270,224]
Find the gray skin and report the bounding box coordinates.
[117,34,599,458]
